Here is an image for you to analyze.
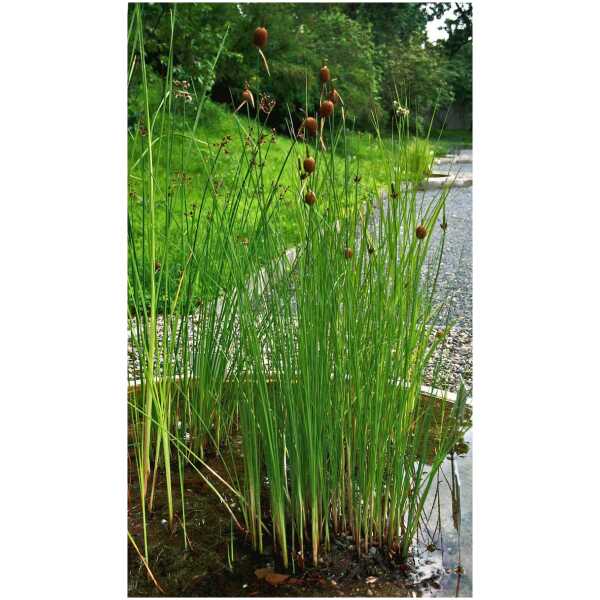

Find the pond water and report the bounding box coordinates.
[424,428,473,597]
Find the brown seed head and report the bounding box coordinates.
[320,65,331,83]
[303,156,316,174]
[241,89,254,105]
[303,117,318,135]
[344,247,353,259]
[259,93,276,114]
[328,89,341,104]
[304,191,316,206]
[319,100,334,118]
[253,27,268,49]
[416,225,427,240]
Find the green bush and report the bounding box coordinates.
[130,3,471,133]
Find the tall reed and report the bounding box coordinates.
[234,76,466,567]
[128,5,467,574]
[127,4,289,559]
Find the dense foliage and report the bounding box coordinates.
[129,2,472,132]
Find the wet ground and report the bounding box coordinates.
[128,427,472,597]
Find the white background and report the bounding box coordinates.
[1,1,599,598]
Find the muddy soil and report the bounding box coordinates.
[128,430,471,598]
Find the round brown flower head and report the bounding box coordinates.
[303,156,316,174]
[253,27,268,49]
[303,117,318,135]
[304,191,316,206]
[416,225,427,240]
[328,89,341,104]
[319,100,334,118]
[320,65,330,83]
[344,247,353,259]
[241,88,254,104]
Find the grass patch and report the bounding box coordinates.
[429,128,472,155]
[128,94,455,308]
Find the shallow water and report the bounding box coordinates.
[425,428,473,597]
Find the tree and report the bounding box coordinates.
[343,3,428,42]
[380,37,455,128]
[425,2,473,56]
[210,3,381,130]
[424,3,472,127]
[129,3,471,132]
[342,2,457,127]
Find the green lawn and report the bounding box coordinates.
[127,99,471,307]
[429,128,472,154]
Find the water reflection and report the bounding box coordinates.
[419,428,472,597]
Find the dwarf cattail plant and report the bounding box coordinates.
[304,190,317,205]
[233,63,466,570]
[127,6,295,564]
[328,88,342,105]
[128,6,467,579]
[241,86,254,108]
[253,26,270,75]
[253,26,268,48]
[302,116,318,136]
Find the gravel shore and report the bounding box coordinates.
[368,152,472,394]
[423,153,472,393]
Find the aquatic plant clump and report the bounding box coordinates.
[127,5,295,564]
[234,67,466,569]
[127,4,467,583]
